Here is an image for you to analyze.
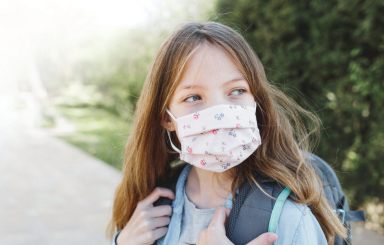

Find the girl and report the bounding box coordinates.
[107,21,347,245]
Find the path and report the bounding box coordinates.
[0,92,122,244]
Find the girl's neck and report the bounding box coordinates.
[185,166,234,209]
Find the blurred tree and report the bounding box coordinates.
[214,0,384,208]
[76,28,157,121]
[38,0,216,122]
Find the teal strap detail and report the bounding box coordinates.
[268,187,291,245]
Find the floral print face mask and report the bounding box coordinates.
[166,102,262,172]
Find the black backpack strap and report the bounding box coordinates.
[345,210,366,222]
[225,181,252,240]
[153,162,185,207]
[335,194,366,223]
[225,175,286,245]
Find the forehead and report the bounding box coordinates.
[176,42,244,88]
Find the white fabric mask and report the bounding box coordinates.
[166,102,262,172]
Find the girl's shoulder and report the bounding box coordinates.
[275,199,327,245]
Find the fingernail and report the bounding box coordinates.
[267,232,278,242]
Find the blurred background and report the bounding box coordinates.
[0,0,382,244]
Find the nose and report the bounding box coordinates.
[205,92,255,109]
[206,92,228,108]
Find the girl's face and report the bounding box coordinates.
[162,42,255,135]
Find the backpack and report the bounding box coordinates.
[266,153,366,244]
[304,153,366,244]
[154,153,365,244]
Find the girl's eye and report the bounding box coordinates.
[184,95,201,103]
[230,88,247,96]
[182,89,246,103]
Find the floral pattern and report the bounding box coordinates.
[168,102,262,172]
[214,112,224,120]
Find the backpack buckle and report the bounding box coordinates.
[334,209,346,224]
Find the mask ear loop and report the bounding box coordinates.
[166,130,182,153]
[165,109,182,154]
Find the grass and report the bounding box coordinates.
[55,105,131,170]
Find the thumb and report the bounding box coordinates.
[208,207,229,230]
[246,232,278,245]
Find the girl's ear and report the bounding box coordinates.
[161,113,176,131]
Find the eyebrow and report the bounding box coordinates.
[179,77,245,90]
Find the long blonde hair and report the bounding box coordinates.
[106,21,347,244]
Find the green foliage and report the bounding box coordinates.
[215,0,384,207]
[72,29,157,121]
[56,105,130,169]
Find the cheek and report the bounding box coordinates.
[244,93,256,103]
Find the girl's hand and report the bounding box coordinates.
[116,187,175,245]
[197,207,278,245]
[196,207,233,245]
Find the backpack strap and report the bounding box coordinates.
[225,181,252,240]
[334,208,366,223]
[225,176,284,245]
[268,187,292,245]
[153,161,185,207]
[345,210,365,222]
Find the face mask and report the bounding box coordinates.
[165,102,262,172]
